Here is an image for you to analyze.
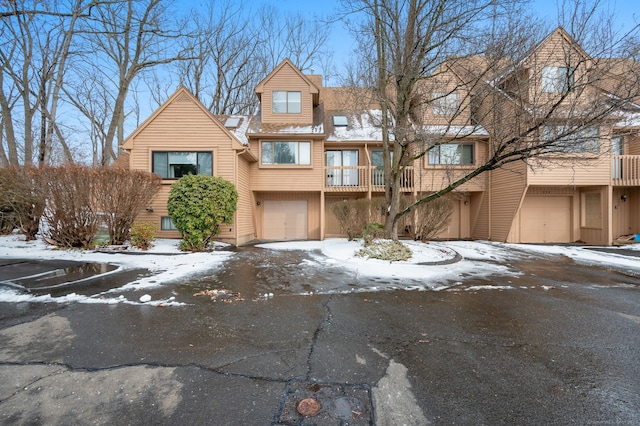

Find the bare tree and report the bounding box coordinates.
[71,0,188,165]
[172,2,334,116]
[342,0,640,239]
[0,0,95,166]
[175,0,259,115]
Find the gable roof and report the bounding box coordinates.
[121,86,248,151]
[254,58,320,106]
[494,27,591,85]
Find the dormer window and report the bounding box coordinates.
[333,115,348,127]
[273,91,301,114]
[432,92,459,115]
[542,66,574,93]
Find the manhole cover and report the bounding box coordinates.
[297,398,321,416]
[274,380,373,425]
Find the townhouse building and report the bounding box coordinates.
[119,28,640,246]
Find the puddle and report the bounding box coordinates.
[1,261,121,296]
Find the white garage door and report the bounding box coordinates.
[263,200,308,240]
[521,196,571,243]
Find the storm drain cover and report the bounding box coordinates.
[274,380,373,425]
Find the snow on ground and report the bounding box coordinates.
[1,233,640,305]
[0,234,233,305]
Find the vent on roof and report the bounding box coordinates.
[224,117,241,128]
[333,115,348,127]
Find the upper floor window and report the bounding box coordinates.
[272,91,301,114]
[261,141,311,165]
[432,92,460,115]
[542,126,599,154]
[542,66,574,93]
[429,143,474,165]
[152,151,213,179]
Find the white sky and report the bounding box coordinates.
[1,234,639,306]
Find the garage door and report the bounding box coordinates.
[263,200,308,240]
[521,196,571,243]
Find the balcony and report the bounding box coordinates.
[612,155,640,186]
[324,166,414,192]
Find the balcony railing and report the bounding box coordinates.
[325,166,414,192]
[612,155,640,186]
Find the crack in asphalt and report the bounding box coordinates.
[0,364,66,403]
[305,294,333,381]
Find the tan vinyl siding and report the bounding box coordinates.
[236,157,256,245]
[125,89,247,244]
[470,191,489,239]
[249,139,324,191]
[527,157,610,186]
[490,163,527,242]
[260,66,314,125]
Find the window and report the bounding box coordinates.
[161,216,177,230]
[432,92,460,114]
[429,144,474,165]
[542,66,574,93]
[333,115,348,126]
[542,126,599,154]
[152,151,213,179]
[581,192,602,228]
[261,141,311,165]
[326,150,359,186]
[272,91,301,113]
[371,150,393,185]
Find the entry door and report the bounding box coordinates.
[263,200,308,240]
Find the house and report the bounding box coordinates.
[119,28,640,246]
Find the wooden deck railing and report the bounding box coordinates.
[612,155,640,186]
[324,166,414,192]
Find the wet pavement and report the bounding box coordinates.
[0,245,639,425]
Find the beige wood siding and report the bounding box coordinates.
[490,163,527,242]
[236,157,256,245]
[470,191,489,239]
[125,89,245,244]
[249,139,324,191]
[527,157,610,186]
[254,191,321,240]
[260,65,314,125]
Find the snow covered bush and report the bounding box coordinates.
[167,175,237,251]
[356,239,412,261]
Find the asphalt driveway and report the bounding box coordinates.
[0,246,639,425]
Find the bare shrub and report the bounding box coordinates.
[94,168,161,245]
[129,221,158,250]
[331,199,378,240]
[412,196,454,242]
[40,166,100,248]
[0,166,45,240]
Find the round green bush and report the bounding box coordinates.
[167,175,238,251]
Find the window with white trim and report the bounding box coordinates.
[542,66,574,93]
[261,141,311,165]
[152,151,213,179]
[432,92,460,114]
[272,91,301,113]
